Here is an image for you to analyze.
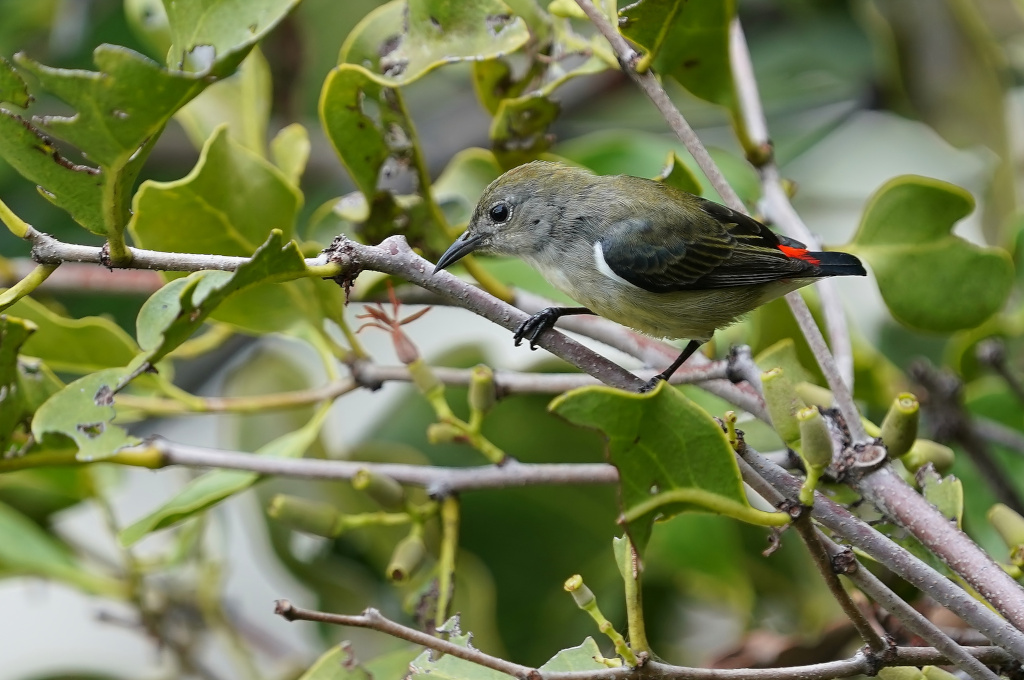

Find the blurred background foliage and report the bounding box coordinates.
[1,0,1024,678]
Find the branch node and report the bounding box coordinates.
[99,241,114,270]
[323,235,362,300]
[831,546,858,575]
[274,599,298,621]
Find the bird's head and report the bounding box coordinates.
[433,161,595,273]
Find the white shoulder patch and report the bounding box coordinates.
[593,240,639,288]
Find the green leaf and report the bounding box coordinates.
[131,124,300,253]
[550,383,756,551]
[620,0,736,107]
[0,500,123,596]
[655,151,702,195]
[16,357,65,413]
[0,316,35,452]
[119,403,329,546]
[5,46,213,236]
[408,616,514,679]
[339,0,530,87]
[270,122,311,187]
[32,367,140,461]
[297,643,372,680]
[0,56,29,107]
[490,93,560,169]
[163,0,302,75]
[175,47,272,155]
[848,176,1013,332]
[318,64,397,198]
[135,230,308,365]
[755,338,813,386]
[919,465,964,529]
[7,296,139,374]
[539,638,610,673]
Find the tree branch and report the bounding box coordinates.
[274,600,1009,680]
[739,445,1024,661]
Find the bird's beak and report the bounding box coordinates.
[433,232,484,273]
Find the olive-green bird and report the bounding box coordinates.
[434,161,865,388]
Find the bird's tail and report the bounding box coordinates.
[809,251,866,277]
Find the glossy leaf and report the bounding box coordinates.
[655,151,702,196]
[297,643,371,680]
[620,0,736,107]
[490,93,560,169]
[119,404,329,546]
[550,383,752,551]
[848,176,1013,332]
[31,367,140,461]
[339,0,530,87]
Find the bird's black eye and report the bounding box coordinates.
[489,203,510,223]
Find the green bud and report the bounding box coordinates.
[988,503,1024,566]
[427,422,462,444]
[268,494,342,537]
[797,407,832,471]
[468,364,497,414]
[761,368,805,445]
[900,439,955,474]
[880,393,919,458]
[352,468,406,511]
[386,532,426,582]
[794,382,833,409]
[564,574,595,609]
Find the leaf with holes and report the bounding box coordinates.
[0,316,35,453]
[846,176,1013,332]
[32,367,140,461]
[339,0,530,87]
[550,383,757,551]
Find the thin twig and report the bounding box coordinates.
[974,417,1024,457]
[274,600,1009,680]
[739,446,1024,662]
[790,514,888,653]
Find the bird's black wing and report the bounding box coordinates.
[599,199,815,293]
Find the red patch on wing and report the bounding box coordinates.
[778,245,820,265]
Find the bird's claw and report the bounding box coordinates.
[639,375,666,393]
[513,308,561,350]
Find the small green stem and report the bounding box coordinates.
[565,575,640,667]
[105,230,132,266]
[0,197,31,237]
[619,537,651,655]
[799,465,824,506]
[624,488,791,527]
[305,262,343,278]
[0,446,163,473]
[0,263,59,312]
[435,496,460,631]
[116,378,356,415]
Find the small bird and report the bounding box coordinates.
[434,161,866,389]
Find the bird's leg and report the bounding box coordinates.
[514,307,593,350]
[641,339,703,393]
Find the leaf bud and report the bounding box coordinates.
[880,393,919,458]
[900,439,954,474]
[268,494,342,537]
[797,406,832,471]
[386,532,426,582]
[761,368,805,445]
[563,574,595,609]
[988,503,1024,566]
[352,468,406,511]
[468,364,497,415]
